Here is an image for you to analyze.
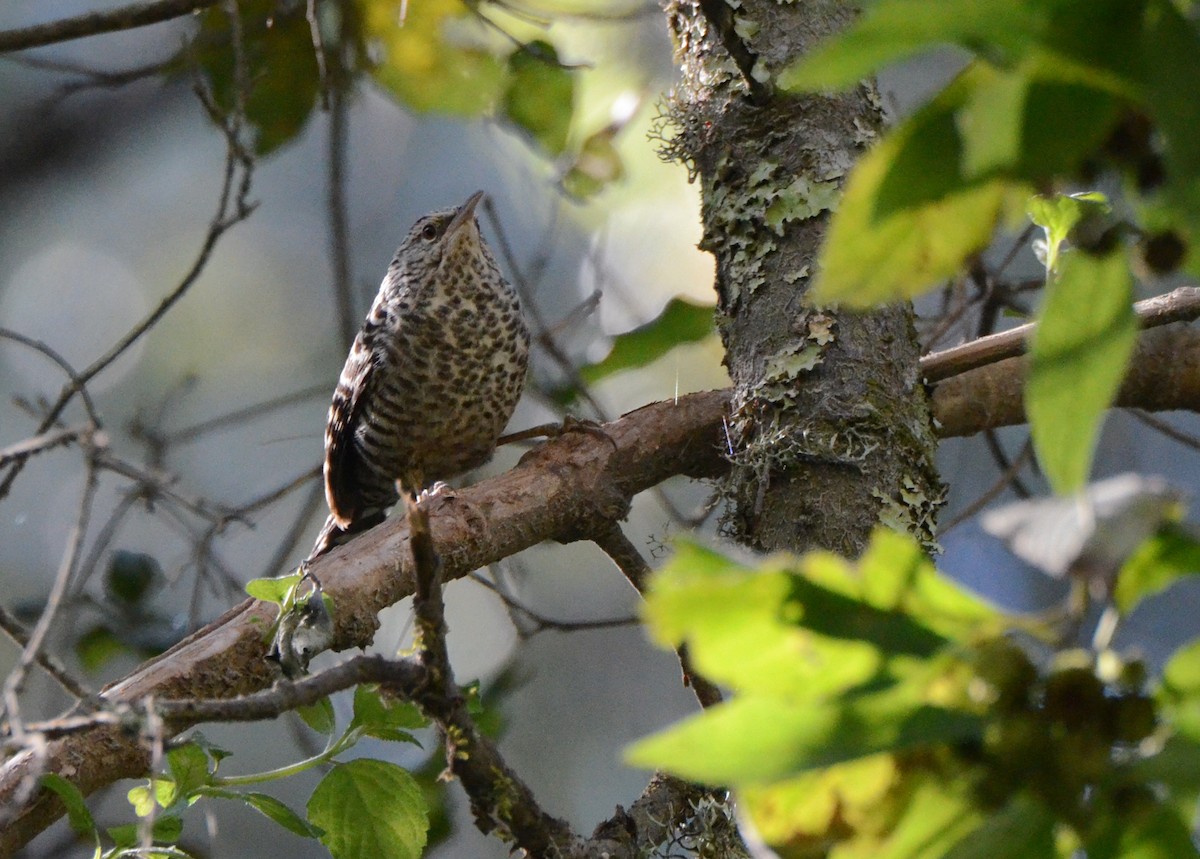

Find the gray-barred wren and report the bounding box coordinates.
[309,191,530,559]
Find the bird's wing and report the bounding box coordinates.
[323,336,378,527]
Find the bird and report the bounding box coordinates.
[308,191,530,560]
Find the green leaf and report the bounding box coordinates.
[626,683,981,785]
[197,787,323,838]
[957,68,1119,183]
[74,625,131,672]
[740,754,899,850]
[107,815,183,847]
[577,298,714,387]
[297,696,337,735]
[644,531,996,701]
[245,572,302,605]
[1128,734,1200,796]
[502,41,575,156]
[1026,191,1111,273]
[365,0,504,115]
[942,793,1055,858]
[1026,248,1136,493]
[167,743,211,798]
[192,0,322,155]
[778,0,1035,91]
[1114,522,1200,613]
[308,759,429,859]
[1085,798,1200,859]
[40,773,96,837]
[643,543,889,699]
[1160,638,1200,741]
[561,126,625,199]
[811,65,1018,306]
[352,684,426,743]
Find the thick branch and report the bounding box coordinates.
[933,324,1200,437]
[0,0,220,53]
[2,320,1197,849]
[0,390,728,855]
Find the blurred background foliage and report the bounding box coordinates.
[1,0,1200,857]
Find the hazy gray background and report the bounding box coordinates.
[1,3,1198,857]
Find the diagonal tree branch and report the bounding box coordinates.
[2,319,1198,850]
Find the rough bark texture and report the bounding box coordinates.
[662,0,942,555]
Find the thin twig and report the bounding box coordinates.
[938,441,1034,536]
[0,606,93,702]
[592,524,722,708]
[3,461,100,739]
[1128,409,1200,452]
[0,425,95,468]
[469,571,638,635]
[921,285,1200,383]
[0,0,221,53]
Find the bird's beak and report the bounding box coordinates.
[447,190,485,236]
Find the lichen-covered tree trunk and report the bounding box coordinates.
[664,0,942,555]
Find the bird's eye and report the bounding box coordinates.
[421,223,439,241]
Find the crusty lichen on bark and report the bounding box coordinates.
[661,0,943,554]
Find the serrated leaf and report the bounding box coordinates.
[626,684,981,785]
[365,0,504,115]
[1114,522,1200,613]
[245,572,302,605]
[1026,249,1136,493]
[643,531,996,701]
[40,773,96,837]
[167,743,211,797]
[578,298,714,387]
[297,696,337,735]
[308,759,429,859]
[502,41,574,156]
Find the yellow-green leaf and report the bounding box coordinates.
[1026,248,1136,493]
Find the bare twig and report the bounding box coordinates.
[593,524,722,708]
[162,384,327,445]
[3,461,100,741]
[0,606,93,702]
[327,65,356,350]
[921,285,1200,383]
[0,0,221,53]
[469,571,638,635]
[405,496,578,855]
[1128,409,1200,452]
[938,441,1034,536]
[0,425,96,468]
[0,43,257,504]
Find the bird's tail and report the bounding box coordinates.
[307,509,387,562]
